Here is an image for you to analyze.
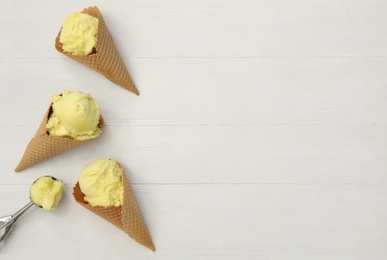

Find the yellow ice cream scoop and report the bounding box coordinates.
[79,158,123,207]
[46,90,101,141]
[59,12,98,55]
[30,176,64,211]
[0,176,64,242]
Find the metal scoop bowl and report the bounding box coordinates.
[0,176,63,242]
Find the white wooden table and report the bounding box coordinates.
[1,0,387,259]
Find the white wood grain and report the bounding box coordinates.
[2,124,387,185]
[1,184,387,259]
[1,0,387,259]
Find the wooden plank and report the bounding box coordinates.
[1,58,387,126]
[0,1,387,59]
[2,124,387,184]
[1,183,386,259]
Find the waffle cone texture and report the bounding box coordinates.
[55,6,139,95]
[72,166,155,251]
[15,105,103,172]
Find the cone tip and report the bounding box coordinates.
[14,163,24,172]
[143,239,155,251]
[141,241,155,251]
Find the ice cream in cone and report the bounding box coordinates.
[73,158,155,251]
[15,90,103,172]
[55,6,139,95]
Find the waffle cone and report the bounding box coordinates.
[55,6,139,95]
[73,167,155,251]
[15,105,103,172]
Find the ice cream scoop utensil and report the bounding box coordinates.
[0,201,34,242]
[0,176,63,243]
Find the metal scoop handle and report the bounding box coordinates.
[0,201,34,242]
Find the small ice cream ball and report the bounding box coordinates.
[79,158,123,207]
[59,12,99,55]
[30,176,64,210]
[46,90,101,141]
